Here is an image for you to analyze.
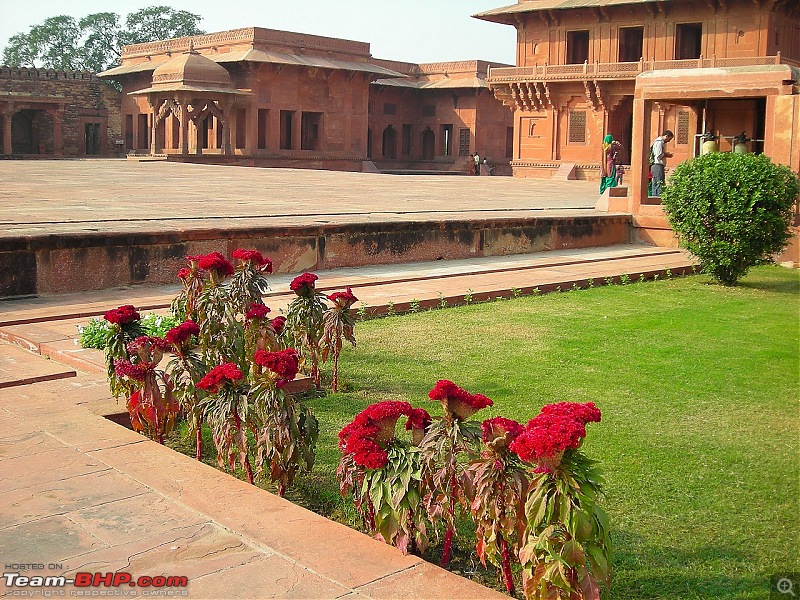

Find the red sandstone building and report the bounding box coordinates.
[474,0,800,246]
[0,66,122,157]
[97,28,514,173]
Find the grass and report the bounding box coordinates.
[168,265,799,599]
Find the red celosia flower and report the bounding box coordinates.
[197,252,234,278]
[405,408,432,432]
[347,437,389,469]
[232,249,273,273]
[114,359,150,382]
[328,286,358,308]
[338,401,414,468]
[104,304,140,325]
[165,320,200,345]
[271,316,286,335]
[253,348,299,385]
[481,416,524,444]
[290,272,318,296]
[509,402,602,466]
[245,303,271,321]
[177,267,191,280]
[196,362,244,393]
[428,380,493,420]
[481,416,524,452]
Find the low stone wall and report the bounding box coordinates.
[0,215,632,298]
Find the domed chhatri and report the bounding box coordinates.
[150,46,233,91]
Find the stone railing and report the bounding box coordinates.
[487,53,796,83]
[0,66,96,80]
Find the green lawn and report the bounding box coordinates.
[172,266,800,599]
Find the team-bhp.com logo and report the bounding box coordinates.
[3,571,188,596]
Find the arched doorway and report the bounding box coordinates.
[382,125,397,159]
[421,127,435,160]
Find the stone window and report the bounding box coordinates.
[506,127,514,158]
[677,111,690,145]
[568,110,587,144]
[676,23,703,60]
[301,112,322,151]
[441,124,453,156]
[257,109,268,150]
[383,103,397,116]
[402,124,412,155]
[280,110,294,150]
[567,30,590,65]
[458,128,470,156]
[619,27,644,62]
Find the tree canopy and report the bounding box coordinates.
[2,6,205,73]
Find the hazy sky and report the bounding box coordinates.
[0,0,517,66]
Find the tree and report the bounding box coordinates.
[661,152,799,286]
[2,6,204,73]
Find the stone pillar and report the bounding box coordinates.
[179,102,189,155]
[52,109,64,156]
[1,109,11,155]
[630,97,653,213]
[221,100,233,156]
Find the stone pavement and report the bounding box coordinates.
[0,243,694,599]
[0,160,602,238]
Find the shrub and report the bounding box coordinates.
[661,152,799,285]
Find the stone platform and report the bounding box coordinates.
[0,160,623,298]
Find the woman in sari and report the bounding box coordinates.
[599,134,623,194]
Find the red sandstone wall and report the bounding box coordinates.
[1,67,122,156]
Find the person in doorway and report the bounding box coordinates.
[650,130,674,197]
[599,134,623,194]
[468,154,475,175]
[474,152,481,175]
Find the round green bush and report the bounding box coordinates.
[661,152,799,285]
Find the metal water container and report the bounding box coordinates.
[700,132,718,155]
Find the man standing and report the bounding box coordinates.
[474,152,481,176]
[650,130,674,197]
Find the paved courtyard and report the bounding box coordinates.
[0,159,602,237]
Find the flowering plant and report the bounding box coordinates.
[419,380,490,566]
[245,303,279,358]
[229,249,272,315]
[103,304,145,399]
[511,402,610,600]
[197,361,257,483]
[112,336,179,445]
[322,287,358,392]
[284,272,327,388]
[250,347,318,496]
[337,401,431,555]
[462,417,528,595]
[164,320,205,459]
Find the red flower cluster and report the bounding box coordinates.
[177,267,191,280]
[253,348,299,386]
[165,320,200,345]
[405,407,433,432]
[126,336,170,364]
[428,380,493,420]
[272,316,286,335]
[328,286,358,308]
[104,305,140,325]
[114,359,150,382]
[509,402,602,464]
[338,401,414,469]
[196,363,244,393]
[481,416,524,445]
[245,303,271,321]
[232,249,273,272]
[197,252,234,278]
[290,272,318,296]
